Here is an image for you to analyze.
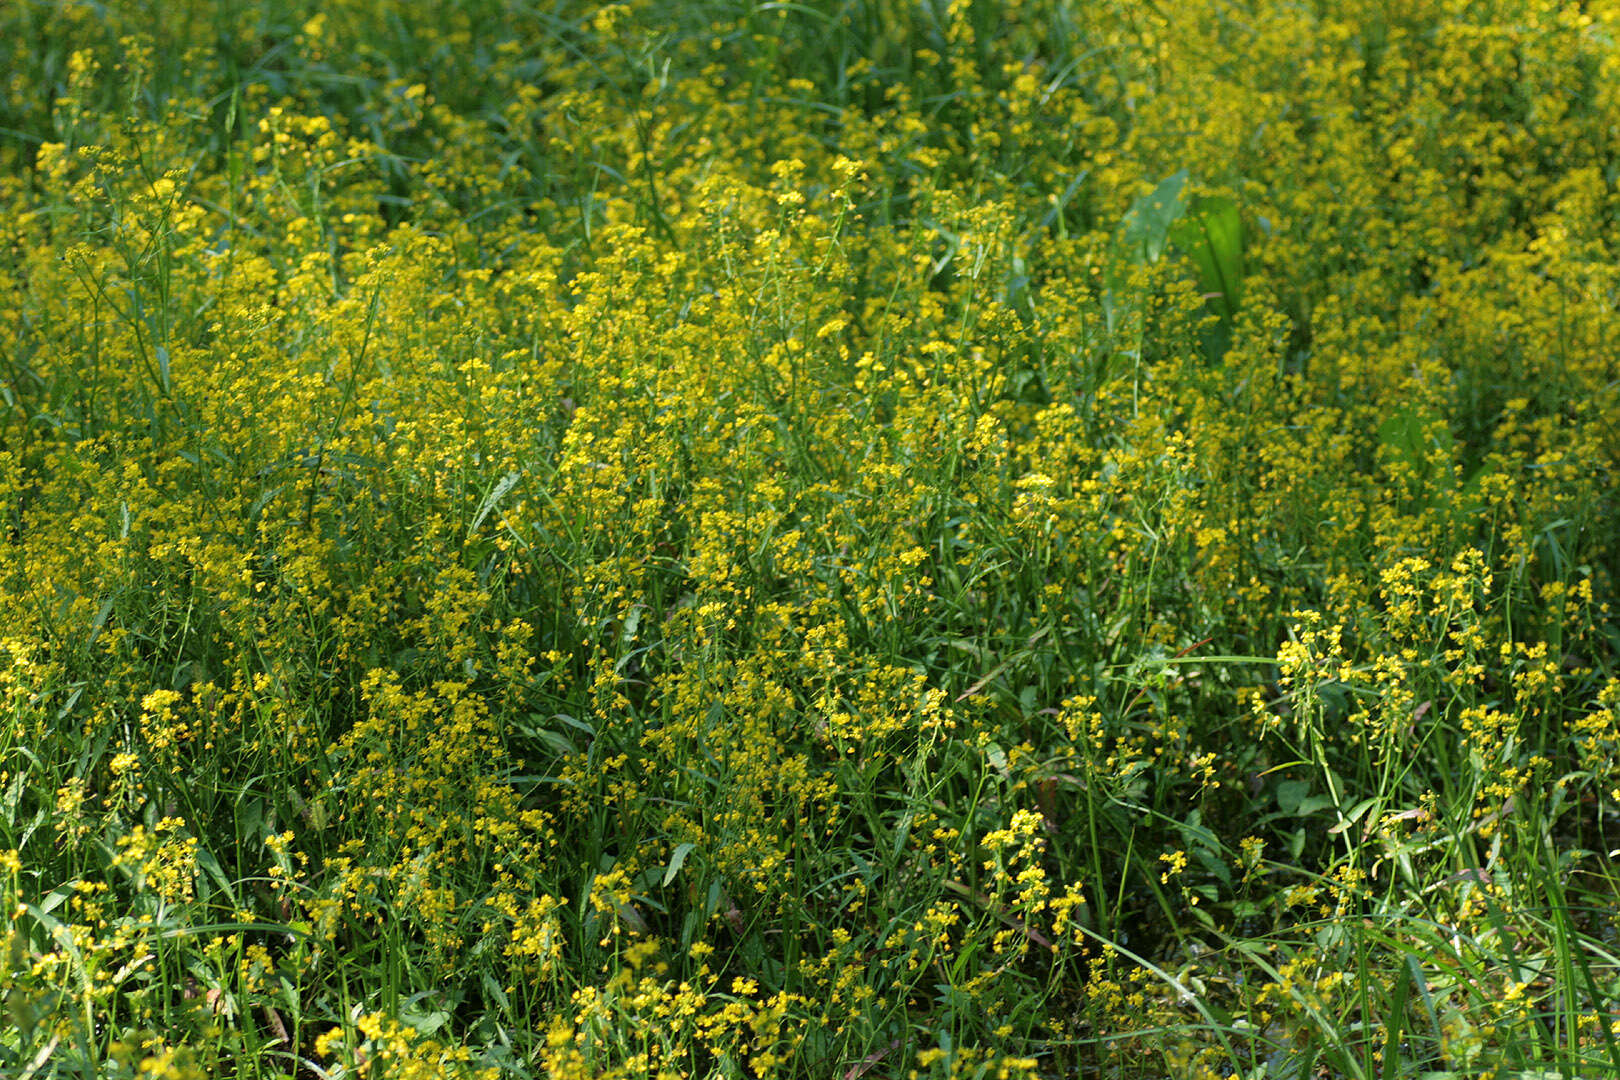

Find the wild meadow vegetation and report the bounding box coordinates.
[3,0,1620,1076]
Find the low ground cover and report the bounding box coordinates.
[3,1,1619,1077]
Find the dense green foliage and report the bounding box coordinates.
[3,1,1619,1077]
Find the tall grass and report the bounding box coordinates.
[2,0,1618,1077]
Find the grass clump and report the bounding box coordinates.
[3,1,1619,1077]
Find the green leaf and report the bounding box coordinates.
[480,973,512,1016]
[470,470,522,536]
[1118,169,1189,265]
[1277,779,1311,816]
[662,842,696,887]
[1326,796,1381,836]
[1297,794,1338,817]
[399,990,452,1036]
[1169,194,1245,320]
[195,847,239,907]
[1377,407,1427,467]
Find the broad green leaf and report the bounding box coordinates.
[1118,169,1189,265]
[1276,779,1311,816]
[1169,194,1245,319]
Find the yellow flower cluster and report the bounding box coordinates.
[1,0,1618,1075]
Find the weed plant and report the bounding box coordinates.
[3,1,1620,1077]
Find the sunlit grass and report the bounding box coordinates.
[2,1,1619,1077]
